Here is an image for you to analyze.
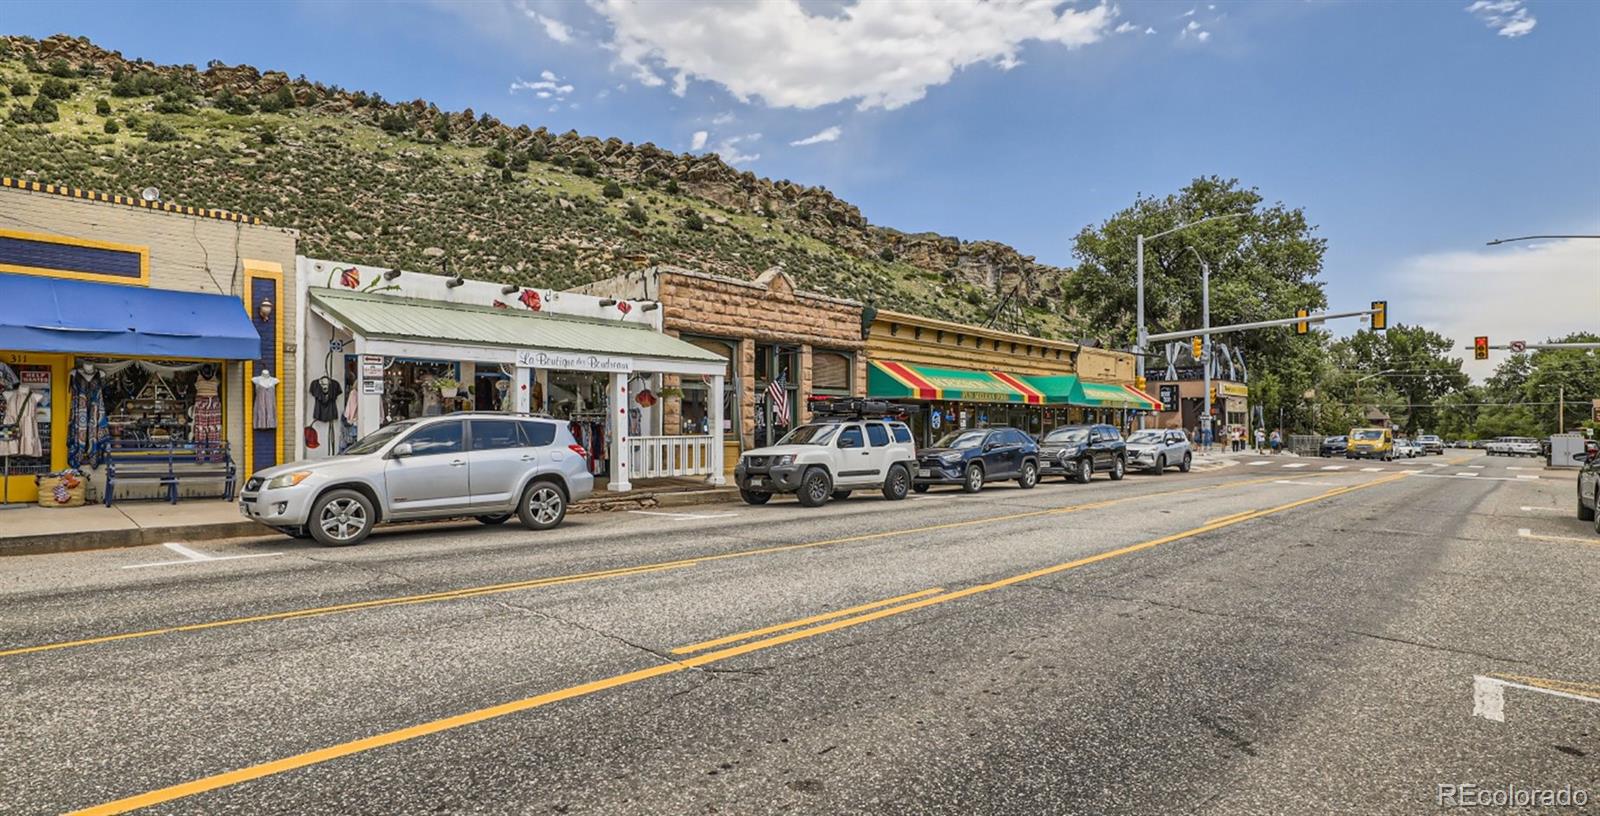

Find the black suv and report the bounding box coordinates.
[912,426,1040,493]
[1039,424,1127,483]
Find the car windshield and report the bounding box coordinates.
[1352,430,1385,440]
[1044,428,1089,444]
[1128,430,1165,444]
[1326,436,1346,443]
[343,422,413,456]
[933,430,989,449]
[776,424,839,446]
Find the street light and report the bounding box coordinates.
[1135,212,1246,428]
[1485,234,1600,246]
[1186,246,1216,446]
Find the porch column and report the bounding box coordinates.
[513,366,532,414]
[608,370,632,492]
[707,373,727,485]
[353,342,381,440]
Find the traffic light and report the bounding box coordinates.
[1135,375,1147,392]
[1474,336,1490,360]
[1191,336,1204,361]
[1295,308,1310,335]
[1371,300,1387,331]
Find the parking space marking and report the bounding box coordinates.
[627,511,741,521]
[1282,463,1308,469]
[1517,528,1598,546]
[1469,464,1485,469]
[1474,673,1600,723]
[1361,467,1382,472]
[1454,472,1479,477]
[1319,465,1346,471]
[1516,475,1539,480]
[122,543,283,570]
[1248,461,1272,466]
[68,471,1412,816]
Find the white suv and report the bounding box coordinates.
[735,417,918,507]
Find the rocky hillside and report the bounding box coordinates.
[0,34,1077,336]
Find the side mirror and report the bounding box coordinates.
[1576,452,1596,463]
[391,442,414,458]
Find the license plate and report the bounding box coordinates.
[747,478,764,488]
[917,468,932,478]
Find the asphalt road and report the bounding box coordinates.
[3,452,1596,815]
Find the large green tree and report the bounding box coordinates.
[1327,324,1470,435]
[1476,332,1600,437]
[1066,176,1330,430]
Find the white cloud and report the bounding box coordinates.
[1181,18,1211,42]
[689,130,709,150]
[1466,0,1537,37]
[540,69,557,82]
[710,133,760,164]
[1197,30,1211,42]
[790,125,842,146]
[1145,26,1157,34]
[595,0,1118,110]
[510,71,575,97]
[1114,21,1137,34]
[1392,235,1598,380]
[711,112,735,125]
[1181,7,1196,16]
[517,2,573,43]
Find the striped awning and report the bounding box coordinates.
[1073,381,1161,411]
[869,361,1044,404]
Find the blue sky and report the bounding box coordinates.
[7,0,1597,377]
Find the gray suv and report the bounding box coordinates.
[240,413,594,546]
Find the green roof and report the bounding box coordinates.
[308,288,724,363]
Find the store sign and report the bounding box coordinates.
[1215,383,1249,398]
[360,355,384,378]
[361,379,384,395]
[516,349,633,373]
[1158,384,1179,413]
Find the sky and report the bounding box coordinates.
[6,0,1597,379]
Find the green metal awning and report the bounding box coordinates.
[1018,374,1079,404]
[1072,381,1161,410]
[308,288,724,364]
[869,360,1045,403]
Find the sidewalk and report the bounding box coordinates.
[0,477,740,557]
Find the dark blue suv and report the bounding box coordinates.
[912,426,1040,493]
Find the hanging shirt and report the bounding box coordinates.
[310,378,344,423]
[1,387,45,458]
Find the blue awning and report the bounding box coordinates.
[0,272,260,359]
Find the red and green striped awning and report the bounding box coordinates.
[869,361,1045,404]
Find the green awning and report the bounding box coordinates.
[309,287,724,364]
[1072,381,1160,410]
[869,360,1044,403]
[1018,374,1079,404]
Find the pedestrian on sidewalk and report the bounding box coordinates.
[1269,428,1282,455]
[1255,427,1266,453]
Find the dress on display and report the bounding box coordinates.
[192,371,223,448]
[68,368,110,468]
[1,387,44,458]
[252,373,279,430]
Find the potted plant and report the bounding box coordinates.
[658,385,683,399]
[434,377,459,398]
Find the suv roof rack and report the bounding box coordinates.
[810,398,912,421]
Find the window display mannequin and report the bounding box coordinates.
[252,368,280,430]
[1,383,44,459]
[69,362,110,468]
[192,364,223,448]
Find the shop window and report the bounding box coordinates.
[812,350,852,395]
[866,423,889,447]
[679,335,736,437]
[755,343,799,447]
[470,419,522,451]
[401,421,462,456]
[80,358,224,449]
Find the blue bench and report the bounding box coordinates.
[104,439,236,506]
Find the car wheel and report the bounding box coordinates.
[1109,455,1126,481]
[797,468,832,508]
[1151,455,1165,475]
[831,490,853,501]
[309,489,374,547]
[476,513,513,525]
[1594,488,1600,535]
[912,483,930,494]
[740,489,772,505]
[1580,486,1596,522]
[881,465,911,501]
[962,463,985,493]
[518,481,568,531]
[1074,458,1092,484]
[1179,452,1193,473]
[1017,461,1038,489]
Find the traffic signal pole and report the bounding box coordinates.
[1144,306,1385,343]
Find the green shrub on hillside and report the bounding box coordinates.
[602,181,623,199]
[213,88,253,114]
[257,85,294,112]
[145,121,180,142]
[10,79,31,97]
[47,58,76,78]
[103,118,119,134]
[683,210,705,231]
[95,97,111,115]
[378,110,408,134]
[626,201,648,226]
[39,77,75,99]
[485,148,507,169]
[153,91,193,114]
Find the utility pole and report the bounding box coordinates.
[1188,247,1214,447]
[1560,386,1565,434]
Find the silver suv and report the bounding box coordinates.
[241,413,594,546]
[1124,428,1193,474]
[735,418,918,507]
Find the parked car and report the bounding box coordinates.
[1039,424,1127,483]
[1416,435,1445,455]
[1576,442,1599,535]
[734,402,917,507]
[1346,427,1395,461]
[1393,437,1420,458]
[1489,436,1541,457]
[912,426,1039,493]
[1319,435,1348,457]
[1124,428,1192,474]
[240,413,594,546]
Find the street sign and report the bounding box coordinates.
[1510,340,1527,353]
[1474,336,1490,360]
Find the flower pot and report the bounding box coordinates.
[440,386,458,399]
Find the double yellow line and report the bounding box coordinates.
[67,471,1408,816]
[6,476,1281,660]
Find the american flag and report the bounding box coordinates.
[767,374,789,428]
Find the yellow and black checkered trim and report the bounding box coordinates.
[1,177,263,225]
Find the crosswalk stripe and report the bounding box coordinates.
[1249,461,1272,466]
[1361,467,1382,472]
[1320,465,1345,471]
[1455,472,1478,477]
[1282,463,1308,469]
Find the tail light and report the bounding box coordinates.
[569,444,588,458]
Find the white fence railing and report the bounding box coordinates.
[628,435,717,479]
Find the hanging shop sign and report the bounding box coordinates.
[516,349,633,373]
[361,379,384,395]
[360,355,384,379]
[1158,384,1179,413]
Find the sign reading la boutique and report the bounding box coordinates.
[516,349,633,373]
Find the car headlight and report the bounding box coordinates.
[266,471,313,489]
[939,451,964,463]
[774,454,796,466]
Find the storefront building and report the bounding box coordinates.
[297,259,727,491]
[1145,341,1252,441]
[574,265,867,470]
[864,310,1156,445]
[0,178,297,506]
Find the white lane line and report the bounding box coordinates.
[1474,675,1600,723]
[1469,464,1485,469]
[1361,467,1382,472]
[628,510,742,520]
[1454,472,1479,477]
[1273,479,1333,486]
[1520,506,1564,513]
[1282,463,1308,469]
[123,542,282,570]
[1248,461,1272,466]
[1319,465,1346,471]
[1401,469,1425,474]
[1518,528,1598,545]
[1516,475,1540,480]
[1507,466,1533,471]
[1429,462,1448,468]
